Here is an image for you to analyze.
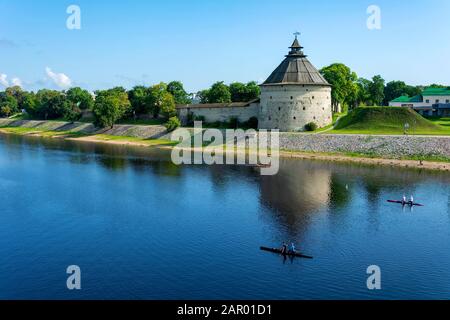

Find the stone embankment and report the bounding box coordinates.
[1,119,449,159]
[279,133,450,158]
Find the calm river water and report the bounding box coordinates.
[0,133,449,300]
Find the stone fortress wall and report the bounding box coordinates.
[177,102,259,125]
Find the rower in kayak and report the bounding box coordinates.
[401,195,415,206]
[280,243,288,255]
[288,243,297,254]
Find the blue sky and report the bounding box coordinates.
[0,0,449,93]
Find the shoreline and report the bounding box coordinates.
[0,128,449,172]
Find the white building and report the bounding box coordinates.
[390,87,450,116]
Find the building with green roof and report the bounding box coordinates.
[389,87,450,116]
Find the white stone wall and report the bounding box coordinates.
[422,95,450,106]
[258,84,332,131]
[177,103,259,124]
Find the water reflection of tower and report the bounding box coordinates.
[259,159,332,237]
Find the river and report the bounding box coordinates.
[0,133,449,299]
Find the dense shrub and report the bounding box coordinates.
[228,117,239,129]
[186,112,195,126]
[165,116,181,132]
[305,122,318,132]
[194,115,206,123]
[245,116,258,129]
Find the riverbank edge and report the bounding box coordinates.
[1,127,449,172]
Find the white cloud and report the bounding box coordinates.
[45,67,72,89]
[0,73,9,87]
[11,77,23,88]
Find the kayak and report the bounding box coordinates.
[387,200,424,207]
[260,246,313,259]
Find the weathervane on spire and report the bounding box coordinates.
[288,31,305,56]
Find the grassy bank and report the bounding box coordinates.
[0,127,177,147]
[329,107,450,135]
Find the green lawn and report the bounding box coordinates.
[0,126,87,138]
[0,127,176,146]
[328,107,450,135]
[94,134,177,146]
[426,117,450,127]
[313,112,348,133]
[117,118,165,126]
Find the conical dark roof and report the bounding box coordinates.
[262,36,330,86]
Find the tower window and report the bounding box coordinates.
[290,96,293,100]
[270,96,273,99]
[303,107,306,111]
[293,117,296,120]
[278,107,281,111]
[312,96,315,99]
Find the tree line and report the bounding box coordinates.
[0,80,261,129]
[319,63,446,113]
[1,69,445,129]
[196,81,260,104]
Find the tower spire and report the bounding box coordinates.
[288,32,306,57]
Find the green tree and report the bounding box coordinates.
[167,81,191,105]
[92,88,131,128]
[66,87,94,110]
[0,105,13,117]
[34,89,71,120]
[427,84,447,88]
[356,78,372,106]
[128,85,151,116]
[229,82,246,102]
[0,92,19,117]
[64,104,82,123]
[207,81,231,103]
[159,92,176,119]
[147,83,170,118]
[405,86,422,98]
[369,75,385,106]
[197,89,210,104]
[320,63,358,113]
[5,86,26,110]
[383,81,408,105]
[22,92,37,117]
[229,81,260,102]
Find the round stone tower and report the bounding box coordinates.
[259,35,332,131]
